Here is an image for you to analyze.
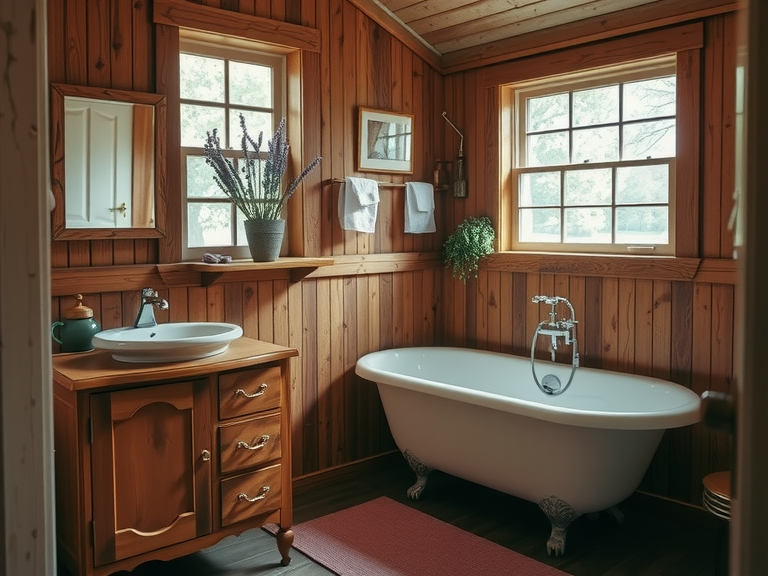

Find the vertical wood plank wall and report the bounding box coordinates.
[48,0,736,507]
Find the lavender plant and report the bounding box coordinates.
[204,115,321,220]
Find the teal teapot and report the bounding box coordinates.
[51,294,101,353]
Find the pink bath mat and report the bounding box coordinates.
[266,496,571,576]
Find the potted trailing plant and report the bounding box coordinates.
[443,216,495,281]
[204,115,321,261]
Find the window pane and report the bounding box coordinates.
[623,76,676,121]
[573,85,619,127]
[181,104,225,148]
[229,61,272,108]
[616,206,668,243]
[188,203,234,247]
[564,168,612,205]
[519,172,560,206]
[527,93,569,132]
[623,119,676,160]
[572,126,619,163]
[564,207,612,243]
[235,210,248,246]
[230,110,273,148]
[180,54,225,102]
[187,156,227,199]
[519,208,561,242]
[527,131,569,167]
[616,164,669,204]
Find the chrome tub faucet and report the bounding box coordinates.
[133,287,169,328]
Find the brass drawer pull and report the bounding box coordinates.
[234,383,268,399]
[236,434,270,451]
[237,486,270,503]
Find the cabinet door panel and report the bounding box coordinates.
[91,380,212,566]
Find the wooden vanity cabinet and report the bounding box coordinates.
[53,338,297,576]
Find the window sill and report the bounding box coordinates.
[482,252,734,282]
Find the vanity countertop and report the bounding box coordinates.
[53,336,297,391]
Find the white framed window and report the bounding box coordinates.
[179,35,286,261]
[508,56,677,255]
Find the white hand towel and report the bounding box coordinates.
[338,177,380,233]
[405,182,436,233]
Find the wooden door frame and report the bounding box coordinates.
[732,0,768,573]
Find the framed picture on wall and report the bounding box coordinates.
[357,107,414,174]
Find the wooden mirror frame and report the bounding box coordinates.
[50,83,167,240]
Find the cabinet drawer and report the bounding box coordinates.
[219,413,281,474]
[219,365,281,419]
[221,464,282,527]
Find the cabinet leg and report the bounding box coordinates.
[276,526,294,566]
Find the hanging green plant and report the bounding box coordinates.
[443,216,495,281]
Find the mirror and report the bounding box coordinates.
[50,83,166,239]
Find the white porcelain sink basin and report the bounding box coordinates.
[92,322,243,363]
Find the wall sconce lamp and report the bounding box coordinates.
[437,111,467,198]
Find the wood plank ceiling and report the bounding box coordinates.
[374,0,662,56]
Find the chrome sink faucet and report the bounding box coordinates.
[133,287,169,328]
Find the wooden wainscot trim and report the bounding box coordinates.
[153,0,321,53]
[172,257,336,286]
[483,252,703,281]
[51,265,164,297]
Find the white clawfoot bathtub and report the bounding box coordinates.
[355,346,701,556]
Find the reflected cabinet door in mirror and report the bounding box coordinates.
[50,83,167,240]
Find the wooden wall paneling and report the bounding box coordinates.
[720,12,738,259]
[486,271,501,352]
[669,281,695,501]
[297,49,323,258]
[112,240,135,265]
[273,280,290,347]
[205,285,224,322]
[241,282,259,338]
[676,47,701,258]
[617,278,637,373]
[633,279,654,377]
[167,287,188,323]
[50,242,69,269]
[317,0,334,257]
[156,23,181,263]
[582,277,602,368]
[87,0,111,87]
[47,0,65,81]
[510,272,527,355]
[223,283,243,327]
[498,271,514,353]
[567,275,586,363]
[702,17,725,258]
[329,276,346,467]
[300,279,318,476]
[341,1,359,256]
[526,273,544,360]
[366,275,383,453]
[286,279,304,474]
[68,241,90,267]
[90,240,113,266]
[378,273,394,349]
[99,292,124,330]
[316,278,333,469]
[691,282,713,498]
[257,281,274,341]
[110,0,134,90]
[474,271,488,349]
[342,277,359,461]
[355,275,371,456]
[651,281,672,381]
[601,277,619,372]
[132,0,153,92]
[66,0,88,84]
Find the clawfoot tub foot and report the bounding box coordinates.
[402,449,433,500]
[538,496,582,557]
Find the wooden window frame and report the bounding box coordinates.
[493,22,702,260]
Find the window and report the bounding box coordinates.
[508,57,677,255]
[179,36,285,260]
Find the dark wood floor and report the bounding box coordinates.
[69,452,727,576]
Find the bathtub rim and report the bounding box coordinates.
[356,346,701,431]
